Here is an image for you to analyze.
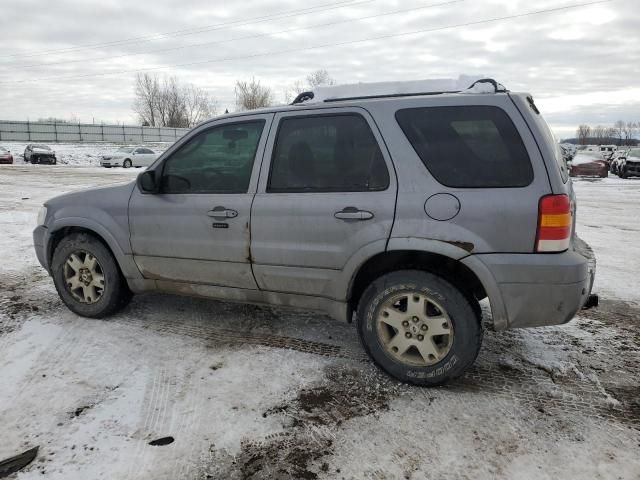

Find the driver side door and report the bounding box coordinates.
[128,114,272,289]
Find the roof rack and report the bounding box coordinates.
[291,78,507,105]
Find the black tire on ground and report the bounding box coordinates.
[620,167,628,179]
[51,232,132,318]
[52,159,57,165]
[123,159,132,168]
[356,270,482,387]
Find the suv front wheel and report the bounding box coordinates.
[51,232,132,318]
[356,270,482,386]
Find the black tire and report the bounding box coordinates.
[51,232,132,318]
[356,270,482,386]
[123,159,132,168]
[620,167,628,179]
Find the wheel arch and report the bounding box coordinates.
[347,240,507,328]
[47,221,141,280]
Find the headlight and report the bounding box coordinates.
[37,206,48,226]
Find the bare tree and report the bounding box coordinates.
[576,124,591,145]
[235,78,274,111]
[282,69,336,104]
[306,69,335,88]
[613,120,625,145]
[592,125,606,144]
[133,73,160,127]
[133,73,217,127]
[282,79,306,104]
[183,84,218,127]
[623,121,637,145]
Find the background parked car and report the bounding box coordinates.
[609,149,628,175]
[569,151,608,178]
[0,145,13,164]
[617,148,640,178]
[599,144,617,161]
[24,144,57,164]
[100,146,158,168]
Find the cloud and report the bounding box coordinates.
[0,0,637,136]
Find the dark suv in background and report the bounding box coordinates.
[24,144,57,164]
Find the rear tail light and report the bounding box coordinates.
[536,194,572,252]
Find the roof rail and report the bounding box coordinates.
[467,78,508,93]
[290,77,507,105]
[291,91,314,105]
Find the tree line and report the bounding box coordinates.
[132,70,335,128]
[575,121,638,146]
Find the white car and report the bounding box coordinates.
[101,146,158,168]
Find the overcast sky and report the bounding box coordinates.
[0,0,638,138]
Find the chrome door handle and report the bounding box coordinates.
[334,207,374,220]
[208,206,238,218]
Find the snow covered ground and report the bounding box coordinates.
[0,164,638,479]
[0,142,172,167]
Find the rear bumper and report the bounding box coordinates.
[465,241,595,329]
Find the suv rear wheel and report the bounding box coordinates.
[356,270,482,386]
[51,233,132,318]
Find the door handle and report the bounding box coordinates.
[334,207,374,220]
[207,206,238,218]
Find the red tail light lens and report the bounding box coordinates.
[536,194,572,252]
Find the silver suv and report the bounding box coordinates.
[33,79,596,386]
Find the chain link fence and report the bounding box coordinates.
[0,120,189,143]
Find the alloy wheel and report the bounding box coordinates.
[63,251,105,304]
[376,292,454,366]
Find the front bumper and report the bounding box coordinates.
[33,156,56,164]
[33,225,50,272]
[625,163,640,175]
[469,240,595,329]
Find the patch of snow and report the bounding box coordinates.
[306,75,499,103]
[0,142,172,167]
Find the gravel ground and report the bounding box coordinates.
[0,164,638,480]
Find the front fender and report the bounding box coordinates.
[46,216,141,280]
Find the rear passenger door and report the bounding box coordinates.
[250,108,397,298]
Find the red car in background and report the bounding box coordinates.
[0,146,14,164]
[569,151,608,178]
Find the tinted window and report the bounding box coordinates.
[396,106,533,188]
[161,120,264,194]
[268,114,389,193]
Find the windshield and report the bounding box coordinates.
[33,144,50,150]
[116,147,134,153]
[0,146,7,152]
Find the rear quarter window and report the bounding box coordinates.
[395,106,533,188]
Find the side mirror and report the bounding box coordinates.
[138,170,159,194]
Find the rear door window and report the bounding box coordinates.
[396,106,533,188]
[268,114,389,192]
